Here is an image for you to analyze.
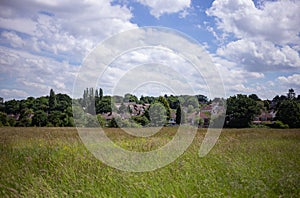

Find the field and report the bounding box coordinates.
[0,127,299,197]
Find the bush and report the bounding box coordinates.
[265,121,289,129]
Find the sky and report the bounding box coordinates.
[0,0,299,100]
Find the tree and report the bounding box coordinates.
[287,88,296,100]
[32,110,48,127]
[176,105,183,125]
[99,88,103,100]
[118,103,127,114]
[49,89,57,112]
[0,97,4,112]
[0,112,9,126]
[132,115,149,126]
[196,94,208,104]
[275,100,300,128]
[109,118,119,128]
[185,96,199,109]
[48,111,63,127]
[124,93,138,103]
[5,99,20,114]
[166,95,179,109]
[249,94,261,101]
[157,96,171,120]
[148,102,167,127]
[97,114,106,127]
[17,108,33,127]
[226,94,260,128]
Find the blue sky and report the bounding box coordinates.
[0,0,299,100]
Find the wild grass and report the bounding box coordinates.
[0,127,299,197]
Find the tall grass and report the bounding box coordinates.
[0,127,299,197]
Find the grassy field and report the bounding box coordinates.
[0,127,299,197]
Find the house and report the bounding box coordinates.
[253,111,276,124]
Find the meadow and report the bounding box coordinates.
[0,127,299,197]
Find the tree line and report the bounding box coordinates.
[0,88,300,128]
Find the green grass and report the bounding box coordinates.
[0,127,299,197]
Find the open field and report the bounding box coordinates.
[0,127,299,197]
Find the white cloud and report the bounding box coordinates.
[206,0,300,71]
[278,74,300,87]
[207,0,300,44]
[217,39,300,71]
[0,89,29,101]
[136,0,191,18]
[0,0,137,58]
[0,0,138,99]
[0,46,79,99]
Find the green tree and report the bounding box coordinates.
[34,96,49,112]
[124,93,138,103]
[32,110,48,127]
[17,108,33,127]
[226,94,260,128]
[5,99,20,114]
[109,118,119,128]
[48,111,63,126]
[0,112,9,126]
[148,102,167,127]
[185,96,199,109]
[97,114,106,127]
[176,105,183,125]
[0,97,4,112]
[249,94,261,101]
[72,105,86,127]
[49,89,57,112]
[99,88,103,100]
[118,103,127,114]
[275,100,300,128]
[132,115,149,126]
[157,96,171,120]
[86,114,99,127]
[287,88,296,100]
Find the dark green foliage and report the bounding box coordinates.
[97,114,106,127]
[275,100,300,128]
[0,112,9,126]
[4,99,20,114]
[165,95,179,109]
[226,94,260,128]
[96,96,114,114]
[249,94,261,101]
[124,93,138,103]
[132,115,149,126]
[99,88,103,100]
[109,118,119,128]
[157,96,171,120]
[195,94,208,104]
[175,105,182,125]
[287,88,296,100]
[49,89,57,112]
[32,110,48,127]
[17,108,33,127]
[1,87,299,129]
[140,95,155,104]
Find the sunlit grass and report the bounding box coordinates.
[0,127,299,197]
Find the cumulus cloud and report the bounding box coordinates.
[0,46,79,99]
[0,0,138,99]
[136,0,191,18]
[206,0,300,71]
[278,74,300,87]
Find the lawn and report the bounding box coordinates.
[0,127,299,197]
